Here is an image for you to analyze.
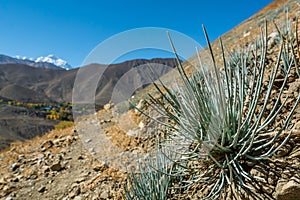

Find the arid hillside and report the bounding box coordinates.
[0,58,178,150]
[0,0,299,199]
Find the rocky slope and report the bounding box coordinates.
[0,0,300,199]
[0,126,126,200]
[0,96,299,200]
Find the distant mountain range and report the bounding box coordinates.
[0,54,72,70]
[0,57,177,104]
[0,57,178,149]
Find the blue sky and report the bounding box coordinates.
[0,0,273,67]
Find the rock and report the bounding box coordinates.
[37,153,44,160]
[276,144,292,157]
[85,138,92,143]
[243,31,250,37]
[276,179,300,200]
[83,193,89,198]
[30,174,38,180]
[53,138,64,146]
[93,162,108,172]
[17,154,25,162]
[89,148,95,155]
[11,163,20,172]
[38,186,46,193]
[50,162,63,171]
[268,177,276,186]
[46,152,54,159]
[2,185,10,192]
[11,177,19,182]
[262,184,273,195]
[104,102,113,110]
[65,135,75,145]
[294,121,300,130]
[94,187,101,196]
[269,163,279,172]
[40,140,54,151]
[0,177,7,185]
[41,166,50,173]
[127,128,139,137]
[74,177,86,183]
[138,121,145,129]
[290,150,300,158]
[74,196,82,200]
[69,186,80,198]
[100,190,109,199]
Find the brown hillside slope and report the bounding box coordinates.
[0,0,300,199]
[0,58,178,150]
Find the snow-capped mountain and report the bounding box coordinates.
[14,54,72,70]
[34,55,72,70]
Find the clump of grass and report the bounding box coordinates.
[124,20,300,200]
[124,149,171,200]
[54,121,74,130]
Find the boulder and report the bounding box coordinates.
[276,179,300,200]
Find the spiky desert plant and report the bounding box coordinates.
[124,148,172,200]
[159,21,300,198]
[128,21,300,199]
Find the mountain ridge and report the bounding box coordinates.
[0,57,178,149]
[0,54,64,70]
